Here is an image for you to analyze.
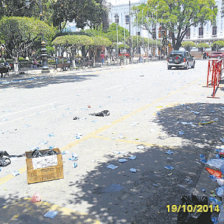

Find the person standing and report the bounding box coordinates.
[100,52,105,65]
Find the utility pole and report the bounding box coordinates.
[129,0,132,62]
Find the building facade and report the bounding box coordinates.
[108,0,224,54]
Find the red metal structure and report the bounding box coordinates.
[206,59,223,98]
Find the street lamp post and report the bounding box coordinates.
[129,0,132,62]
[26,0,49,73]
[114,14,119,58]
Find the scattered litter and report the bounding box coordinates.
[49,146,54,150]
[44,210,58,219]
[73,117,80,120]
[103,184,124,193]
[118,159,128,163]
[48,133,54,137]
[31,193,41,203]
[206,159,224,170]
[107,164,118,170]
[165,150,174,155]
[216,186,224,197]
[209,197,222,207]
[12,170,20,176]
[177,195,211,223]
[205,167,222,178]
[199,120,216,125]
[153,183,159,187]
[130,168,137,173]
[88,105,91,108]
[89,110,110,117]
[217,178,224,186]
[61,151,69,155]
[137,145,145,150]
[75,133,82,139]
[221,138,224,143]
[73,163,78,168]
[69,153,78,161]
[201,188,206,193]
[129,155,136,160]
[178,131,184,135]
[185,176,193,185]
[209,175,218,182]
[200,154,207,163]
[164,165,174,170]
[190,111,200,115]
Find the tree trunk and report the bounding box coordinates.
[71,47,76,69]
[14,53,19,73]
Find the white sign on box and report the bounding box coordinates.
[32,155,58,169]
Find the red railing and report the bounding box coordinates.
[207,59,223,97]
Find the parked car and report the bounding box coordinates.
[207,52,224,59]
[167,50,195,70]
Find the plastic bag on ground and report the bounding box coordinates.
[206,159,224,170]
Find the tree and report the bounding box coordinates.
[197,42,210,51]
[211,40,224,51]
[52,0,108,31]
[0,16,55,72]
[136,0,217,50]
[181,41,196,51]
[0,0,55,25]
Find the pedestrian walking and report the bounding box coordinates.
[100,52,105,65]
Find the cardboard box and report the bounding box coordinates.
[26,148,64,184]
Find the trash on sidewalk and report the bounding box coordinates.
[206,159,224,170]
[129,155,136,160]
[73,162,78,168]
[164,165,174,170]
[107,164,118,170]
[205,167,222,178]
[89,110,110,117]
[178,131,184,135]
[216,186,224,197]
[44,210,58,219]
[26,148,64,184]
[137,145,145,150]
[200,154,207,163]
[48,133,54,137]
[217,178,224,186]
[130,168,137,173]
[177,195,212,224]
[31,193,41,203]
[102,184,124,193]
[118,159,128,163]
[73,116,80,120]
[190,111,200,115]
[198,120,217,126]
[69,153,78,161]
[165,150,174,155]
[12,170,20,176]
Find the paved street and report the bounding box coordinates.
[0,60,224,223]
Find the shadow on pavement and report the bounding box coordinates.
[66,103,224,224]
[155,103,224,146]
[0,73,98,89]
[0,194,99,224]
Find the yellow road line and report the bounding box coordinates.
[0,78,199,186]
[93,135,176,149]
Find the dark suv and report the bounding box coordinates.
[167,50,195,70]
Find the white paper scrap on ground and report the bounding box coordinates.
[32,155,58,169]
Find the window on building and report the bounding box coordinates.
[199,27,203,37]
[212,26,217,36]
[186,28,190,39]
[125,15,130,24]
[114,14,119,24]
[137,31,140,36]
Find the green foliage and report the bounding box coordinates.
[52,0,108,31]
[139,0,217,50]
[197,42,210,48]
[182,41,196,48]
[211,41,224,49]
[118,44,130,49]
[0,16,55,58]
[105,23,130,43]
[91,36,112,47]
[52,35,94,46]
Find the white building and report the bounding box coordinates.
[108,0,224,53]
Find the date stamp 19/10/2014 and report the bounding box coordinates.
[167,205,220,213]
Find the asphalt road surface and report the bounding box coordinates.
[0,60,224,224]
